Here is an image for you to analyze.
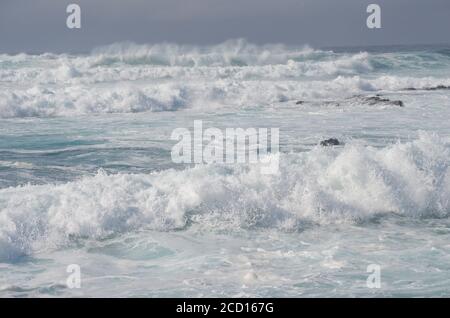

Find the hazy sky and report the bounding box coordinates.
[0,0,449,53]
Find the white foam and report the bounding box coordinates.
[2,40,450,118]
[0,84,189,118]
[1,132,449,261]
[0,161,33,169]
[89,39,316,67]
[2,73,450,118]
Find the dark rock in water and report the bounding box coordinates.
[320,138,340,146]
[362,96,404,107]
[365,96,388,104]
[405,85,450,91]
[391,100,404,107]
[425,85,450,91]
[298,95,403,109]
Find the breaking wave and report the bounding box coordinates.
[0,85,188,118]
[2,75,450,118]
[1,132,449,261]
[1,40,450,118]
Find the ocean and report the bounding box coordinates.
[1,39,450,297]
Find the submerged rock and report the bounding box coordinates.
[293,95,403,108]
[362,96,404,107]
[425,85,450,91]
[405,85,450,91]
[391,100,404,107]
[320,138,340,146]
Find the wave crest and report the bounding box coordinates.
[1,132,449,261]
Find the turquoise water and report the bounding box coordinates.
[1,41,450,297]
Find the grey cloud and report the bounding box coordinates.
[0,0,449,53]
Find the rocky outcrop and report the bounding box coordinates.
[406,85,450,91]
[356,95,404,107]
[295,95,404,107]
[320,138,340,146]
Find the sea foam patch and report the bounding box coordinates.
[0,133,449,261]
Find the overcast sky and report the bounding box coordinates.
[0,0,449,53]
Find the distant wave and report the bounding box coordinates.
[1,132,449,261]
[89,39,319,67]
[0,85,189,118]
[0,43,373,84]
[1,40,450,118]
[2,76,450,118]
